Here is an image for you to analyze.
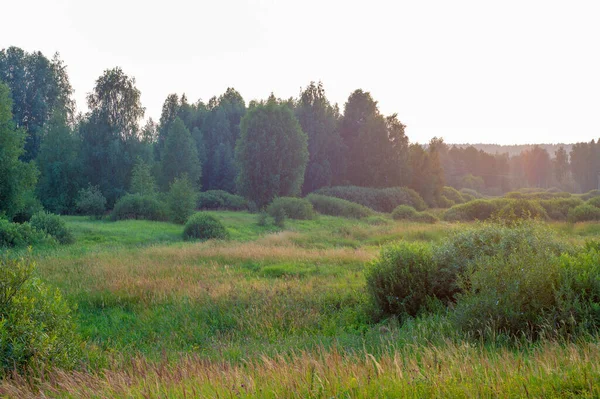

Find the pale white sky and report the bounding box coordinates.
[2,0,599,144]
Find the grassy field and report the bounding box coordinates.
[2,212,600,397]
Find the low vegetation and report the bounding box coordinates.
[183,213,229,241]
[306,194,372,218]
[315,186,427,212]
[267,197,315,220]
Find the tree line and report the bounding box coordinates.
[0,46,598,220]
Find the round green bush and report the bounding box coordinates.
[443,199,501,222]
[315,186,427,212]
[111,194,169,222]
[494,199,549,221]
[413,212,439,224]
[442,187,465,204]
[0,254,81,374]
[76,184,106,219]
[366,242,437,321]
[30,211,74,244]
[0,219,50,248]
[183,213,229,241]
[267,197,315,220]
[306,194,372,219]
[391,205,418,220]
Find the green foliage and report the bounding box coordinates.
[436,195,455,208]
[0,253,81,374]
[315,186,427,212]
[267,197,315,220]
[30,211,74,244]
[442,186,465,204]
[0,219,49,248]
[579,189,600,201]
[0,82,39,221]
[197,190,248,211]
[443,199,501,222]
[272,205,286,228]
[296,82,345,193]
[340,90,411,188]
[506,191,571,200]
[160,117,201,189]
[11,191,44,223]
[539,198,584,221]
[235,98,308,207]
[256,211,269,226]
[111,194,169,222]
[76,184,106,219]
[130,158,157,196]
[306,194,372,219]
[367,221,588,340]
[586,196,600,208]
[36,113,82,214]
[391,205,418,220]
[366,242,436,322]
[494,199,549,221]
[568,204,600,223]
[459,188,483,199]
[392,205,438,223]
[167,175,198,224]
[183,213,229,241]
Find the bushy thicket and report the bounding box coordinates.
[568,204,600,223]
[197,190,248,211]
[11,192,44,223]
[110,194,169,222]
[459,188,483,199]
[439,186,466,208]
[579,189,600,201]
[0,219,50,248]
[0,254,81,375]
[76,185,106,219]
[267,197,315,220]
[391,205,438,223]
[366,222,597,339]
[306,194,372,219]
[315,186,427,213]
[443,199,503,222]
[539,198,584,220]
[494,199,549,221]
[183,213,229,241]
[506,191,571,200]
[30,211,74,244]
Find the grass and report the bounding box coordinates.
[2,212,600,397]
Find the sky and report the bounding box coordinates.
[1,0,599,144]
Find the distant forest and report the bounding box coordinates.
[1,46,599,221]
[450,143,574,158]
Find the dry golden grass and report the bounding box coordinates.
[2,340,598,398]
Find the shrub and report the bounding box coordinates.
[267,197,315,220]
[391,205,418,220]
[30,212,74,244]
[76,184,106,219]
[437,196,455,208]
[442,187,465,204]
[443,199,503,222]
[197,190,248,211]
[568,204,600,223]
[0,253,81,375]
[306,194,372,219]
[367,221,584,339]
[11,191,44,223]
[494,199,549,221]
[452,242,562,338]
[539,198,583,221]
[315,186,427,212]
[0,219,49,248]
[167,175,198,224]
[256,211,269,226]
[183,213,229,241]
[111,194,169,222]
[586,196,600,208]
[366,242,437,321]
[272,205,286,228]
[459,188,483,199]
[579,189,600,201]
